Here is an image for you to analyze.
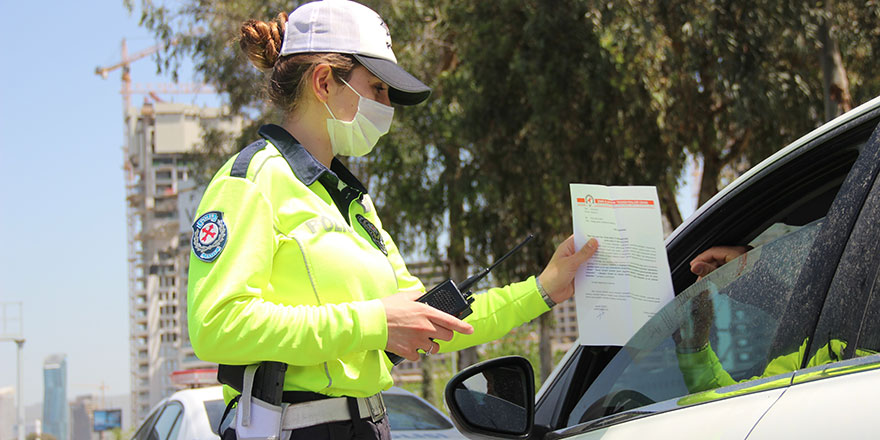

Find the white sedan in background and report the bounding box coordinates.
[384,386,466,440]
[130,386,225,440]
[129,385,465,439]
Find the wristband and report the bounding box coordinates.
[676,342,709,354]
[536,276,556,308]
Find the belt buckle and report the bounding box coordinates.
[365,393,385,423]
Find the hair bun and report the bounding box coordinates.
[240,12,288,70]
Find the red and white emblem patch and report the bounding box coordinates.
[192,211,228,262]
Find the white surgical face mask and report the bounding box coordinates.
[323,78,394,157]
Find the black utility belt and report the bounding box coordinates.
[218,362,288,404]
[218,362,387,435]
[282,390,334,404]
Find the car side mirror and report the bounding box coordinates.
[444,356,535,439]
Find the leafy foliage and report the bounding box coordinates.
[128,0,880,384]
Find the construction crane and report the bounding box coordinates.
[71,381,109,408]
[94,37,216,188]
[95,38,161,109]
[94,38,215,108]
[93,37,215,205]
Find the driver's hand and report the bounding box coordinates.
[689,246,750,279]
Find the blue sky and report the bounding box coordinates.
[0,0,217,406]
[0,0,700,410]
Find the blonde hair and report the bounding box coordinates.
[239,12,357,114]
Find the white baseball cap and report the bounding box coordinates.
[280,0,431,105]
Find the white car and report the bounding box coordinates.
[129,384,464,439]
[384,386,466,439]
[444,97,880,440]
[130,386,225,440]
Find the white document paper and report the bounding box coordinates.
[570,184,675,346]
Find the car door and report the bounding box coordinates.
[544,218,828,439]
[533,100,880,440]
[747,121,880,439]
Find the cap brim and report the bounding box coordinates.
[354,54,431,106]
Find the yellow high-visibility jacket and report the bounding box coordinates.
[677,338,875,394]
[188,124,549,401]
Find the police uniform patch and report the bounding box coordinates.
[192,211,228,262]
[356,214,387,255]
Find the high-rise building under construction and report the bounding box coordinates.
[124,101,242,422]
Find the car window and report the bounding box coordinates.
[856,269,880,355]
[152,403,183,440]
[204,399,226,435]
[131,407,161,440]
[564,219,823,427]
[167,414,182,440]
[805,156,880,365]
[384,394,453,430]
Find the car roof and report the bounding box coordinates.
[383,386,417,396]
[168,386,224,439]
[168,385,224,407]
[383,386,440,407]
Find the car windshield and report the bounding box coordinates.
[203,399,225,434]
[565,218,824,427]
[384,394,453,430]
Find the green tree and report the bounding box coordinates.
[595,0,880,205]
[414,0,676,379]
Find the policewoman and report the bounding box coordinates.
[188,1,599,439]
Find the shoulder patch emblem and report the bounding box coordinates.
[356,214,387,256]
[192,211,228,262]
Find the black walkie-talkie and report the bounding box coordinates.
[386,235,534,365]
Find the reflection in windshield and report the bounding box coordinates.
[565,220,823,427]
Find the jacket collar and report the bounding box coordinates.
[258,124,368,194]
